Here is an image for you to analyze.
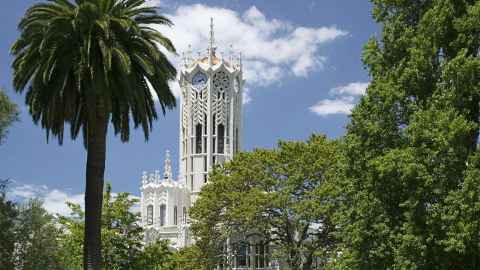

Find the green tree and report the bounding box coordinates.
[134,240,176,270]
[0,181,18,270]
[11,1,177,269]
[14,199,64,270]
[171,245,208,270]
[333,1,480,269]
[59,183,144,270]
[190,135,339,270]
[0,89,19,145]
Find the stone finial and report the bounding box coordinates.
[187,44,192,65]
[142,171,148,185]
[208,17,216,65]
[229,44,234,63]
[163,150,173,180]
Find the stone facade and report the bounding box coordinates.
[140,18,243,249]
[140,19,279,269]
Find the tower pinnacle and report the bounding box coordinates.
[208,17,216,65]
[163,150,172,180]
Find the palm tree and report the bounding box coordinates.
[11,0,177,269]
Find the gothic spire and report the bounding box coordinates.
[163,150,172,180]
[208,17,216,65]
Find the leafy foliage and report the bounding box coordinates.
[0,89,19,145]
[190,135,339,270]
[11,0,177,144]
[172,245,209,270]
[11,1,178,268]
[59,183,144,270]
[0,180,18,270]
[332,1,480,269]
[14,199,65,270]
[134,240,176,270]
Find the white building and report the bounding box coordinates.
[140,19,279,269]
[140,18,243,249]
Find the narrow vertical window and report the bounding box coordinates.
[204,174,207,183]
[204,113,207,134]
[191,175,194,191]
[196,124,202,153]
[218,124,225,153]
[147,205,153,225]
[174,206,178,225]
[212,114,216,135]
[236,242,248,267]
[183,207,187,223]
[160,204,166,226]
[255,243,265,268]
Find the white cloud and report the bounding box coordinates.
[143,0,162,7]
[9,184,41,198]
[42,190,84,216]
[310,81,369,116]
[330,82,369,96]
[151,4,347,102]
[9,184,142,216]
[309,96,355,116]
[242,87,252,104]
[9,184,83,216]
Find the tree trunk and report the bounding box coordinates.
[84,104,107,270]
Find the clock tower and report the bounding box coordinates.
[178,18,244,203]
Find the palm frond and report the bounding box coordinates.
[12,0,177,144]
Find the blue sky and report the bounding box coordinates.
[0,0,377,214]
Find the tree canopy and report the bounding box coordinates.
[59,183,144,270]
[332,0,480,269]
[190,135,339,270]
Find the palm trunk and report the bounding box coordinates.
[84,105,107,270]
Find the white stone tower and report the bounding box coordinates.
[140,18,244,249]
[178,18,244,203]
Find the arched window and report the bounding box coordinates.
[183,206,187,223]
[218,124,225,153]
[174,206,178,225]
[160,204,166,226]
[147,205,153,225]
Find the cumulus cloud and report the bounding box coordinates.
[9,183,141,216]
[310,82,369,116]
[309,97,355,116]
[151,4,347,101]
[9,184,83,216]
